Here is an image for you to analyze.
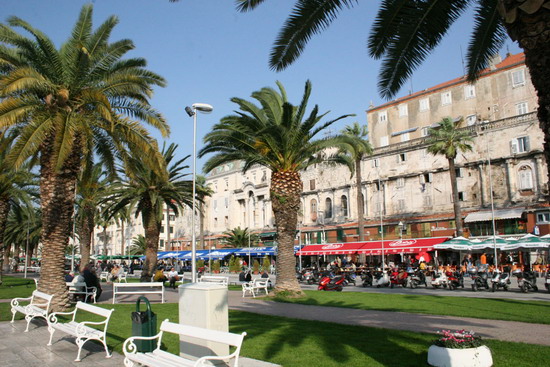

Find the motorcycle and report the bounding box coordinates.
[390,268,408,288]
[408,269,427,288]
[513,270,538,293]
[361,269,373,287]
[372,269,390,288]
[318,271,345,291]
[343,271,357,286]
[470,267,490,291]
[431,270,448,289]
[446,271,464,290]
[545,271,550,293]
[490,269,511,292]
[303,269,320,285]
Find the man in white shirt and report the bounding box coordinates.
[168,267,179,289]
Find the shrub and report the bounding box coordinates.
[433,330,483,349]
[262,256,271,272]
[212,260,221,272]
[253,259,260,273]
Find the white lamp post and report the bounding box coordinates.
[185,103,213,283]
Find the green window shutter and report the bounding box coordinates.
[317,231,322,244]
[337,228,344,242]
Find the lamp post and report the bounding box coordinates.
[185,103,213,283]
[378,176,385,269]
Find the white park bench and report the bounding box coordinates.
[242,278,270,298]
[66,281,97,303]
[123,319,247,367]
[113,282,164,304]
[11,290,54,332]
[100,272,110,282]
[198,275,228,286]
[47,301,114,362]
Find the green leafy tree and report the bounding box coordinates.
[222,227,259,248]
[0,5,167,310]
[235,0,550,194]
[107,143,193,281]
[229,255,241,273]
[199,80,353,296]
[262,256,271,272]
[426,117,474,236]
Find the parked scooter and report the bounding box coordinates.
[446,270,464,290]
[408,269,427,288]
[390,268,408,288]
[372,268,390,288]
[318,271,345,291]
[361,269,373,287]
[470,266,490,291]
[490,269,511,292]
[303,269,320,285]
[513,269,538,293]
[545,271,550,293]
[431,270,448,289]
[343,271,357,286]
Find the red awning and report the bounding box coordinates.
[296,242,365,255]
[296,237,449,256]
[358,237,449,254]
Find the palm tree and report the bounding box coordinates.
[107,143,193,281]
[426,117,473,236]
[75,163,112,271]
[196,175,214,250]
[0,5,167,310]
[199,80,353,295]
[235,1,550,193]
[128,235,147,255]
[222,227,260,248]
[4,204,41,272]
[332,122,373,241]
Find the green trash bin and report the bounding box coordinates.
[131,296,157,352]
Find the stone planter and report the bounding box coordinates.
[427,345,493,367]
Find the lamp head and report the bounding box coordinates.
[192,103,213,113]
[185,106,194,117]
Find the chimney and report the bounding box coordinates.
[488,53,502,70]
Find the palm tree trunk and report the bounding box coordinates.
[78,209,94,271]
[0,199,10,283]
[355,158,365,241]
[200,204,205,250]
[448,158,464,236]
[270,171,304,296]
[39,143,80,311]
[500,2,550,195]
[141,205,160,281]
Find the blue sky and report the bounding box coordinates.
[3,0,521,172]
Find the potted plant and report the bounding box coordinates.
[252,259,260,274]
[212,260,221,273]
[428,329,492,367]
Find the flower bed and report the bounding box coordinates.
[428,330,493,367]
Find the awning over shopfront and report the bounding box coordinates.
[234,247,276,256]
[297,237,450,255]
[464,208,525,223]
[199,248,239,260]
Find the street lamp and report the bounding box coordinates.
[185,102,213,283]
[398,221,404,240]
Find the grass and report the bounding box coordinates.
[9,302,549,367]
[271,290,550,325]
[0,275,35,299]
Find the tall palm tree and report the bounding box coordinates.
[199,80,353,295]
[0,5,167,310]
[222,227,260,248]
[107,143,193,281]
[75,163,112,271]
[235,0,550,193]
[333,122,373,241]
[196,175,214,250]
[426,117,473,236]
[4,204,41,271]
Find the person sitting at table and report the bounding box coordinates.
[111,264,121,282]
[65,271,75,282]
[245,270,252,282]
[82,264,102,302]
[168,267,179,289]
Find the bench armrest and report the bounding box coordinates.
[195,354,237,366]
[11,296,32,307]
[48,310,76,324]
[123,333,162,355]
[75,320,106,336]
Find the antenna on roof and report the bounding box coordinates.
[506,45,511,57]
[460,45,466,76]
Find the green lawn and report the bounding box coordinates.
[271,290,550,325]
[0,275,35,299]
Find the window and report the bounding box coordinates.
[372,158,380,168]
[455,168,463,178]
[213,199,217,211]
[458,192,466,201]
[421,173,433,183]
[224,216,228,226]
[374,181,381,191]
[537,212,550,223]
[379,111,388,123]
[441,91,452,106]
[169,215,175,221]
[518,166,534,190]
[398,104,408,117]
[423,195,432,207]
[397,177,405,188]
[419,98,430,112]
[310,199,318,221]
[421,127,430,137]
[398,153,407,163]
[466,114,477,126]
[224,178,229,190]
[224,198,229,208]
[170,226,174,234]
[310,179,316,191]
[160,226,164,233]
[325,198,333,218]
[213,181,218,192]
[515,102,528,115]
[380,136,389,147]
[341,195,348,217]
[401,133,410,142]
[397,199,406,211]
[511,69,525,87]
[511,136,530,154]
[464,84,476,99]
